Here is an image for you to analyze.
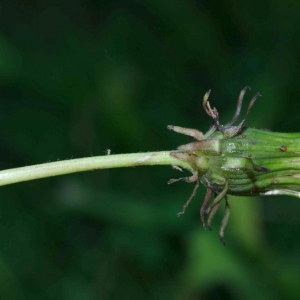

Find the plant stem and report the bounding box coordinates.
[0,151,193,187]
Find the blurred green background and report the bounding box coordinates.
[0,1,300,299]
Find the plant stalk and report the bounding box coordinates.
[0,151,194,187]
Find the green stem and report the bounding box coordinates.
[0,151,193,187]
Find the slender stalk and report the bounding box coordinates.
[0,151,194,187]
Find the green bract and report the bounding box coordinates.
[168,87,300,245]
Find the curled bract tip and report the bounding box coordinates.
[203,89,211,104]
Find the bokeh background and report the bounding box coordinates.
[0,1,300,299]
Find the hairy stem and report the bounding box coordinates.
[0,151,194,187]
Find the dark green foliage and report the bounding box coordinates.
[0,1,300,299]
